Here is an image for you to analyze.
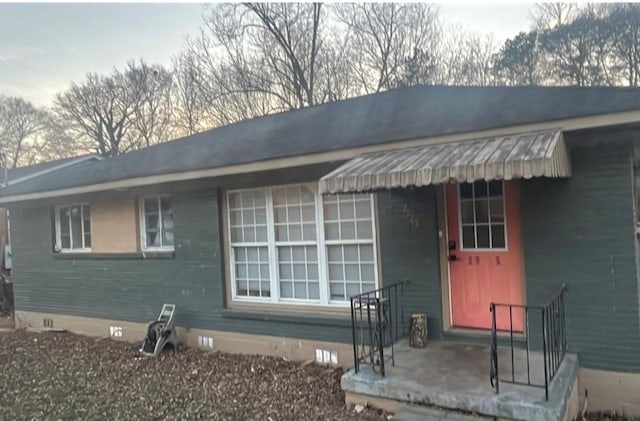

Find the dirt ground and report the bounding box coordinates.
[0,330,388,421]
[574,413,639,421]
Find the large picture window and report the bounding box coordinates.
[140,197,174,250]
[55,204,91,251]
[227,184,377,306]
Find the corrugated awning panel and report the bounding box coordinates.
[319,129,570,194]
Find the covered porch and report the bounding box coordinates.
[319,129,578,420]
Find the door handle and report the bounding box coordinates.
[448,255,458,262]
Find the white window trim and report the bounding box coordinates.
[227,182,379,307]
[54,203,92,253]
[139,195,175,252]
[457,180,509,252]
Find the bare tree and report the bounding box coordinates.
[53,61,176,157]
[128,60,174,147]
[0,96,48,168]
[172,51,212,135]
[540,9,612,86]
[606,3,640,86]
[530,3,579,30]
[438,28,498,86]
[335,3,441,92]
[494,31,546,85]
[37,115,91,162]
[184,2,329,123]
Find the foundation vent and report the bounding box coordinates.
[109,326,123,337]
[315,349,338,365]
[197,335,214,348]
[43,318,53,328]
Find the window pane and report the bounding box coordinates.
[491,224,506,248]
[460,183,473,199]
[329,263,344,280]
[230,210,242,226]
[163,230,174,246]
[361,264,375,282]
[147,232,160,247]
[288,224,302,241]
[294,282,307,299]
[477,225,490,248]
[301,205,315,223]
[242,209,255,225]
[272,188,286,206]
[474,181,488,197]
[356,221,372,240]
[475,199,489,223]
[488,180,503,197]
[288,207,301,223]
[300,186,315,204]
[330,282,345,301]
[489,199,504,223]
[61,234,71,249]
[302,223,316,241]
[161,198,173,215]
[339,201,354,220]
[346,282,361,298]
[461,201,474,224]
[84,234,92,248]
[144,198,159,214]
[70,206,83,249]
[255,226,268,242]
[280,282,293,298]
[462,226,475,248]
[162,212,174,231]
[343,245,358,262]
[340,221,356,240]
[359,245,374,262]
[323,202,338,220]
[325,222,339,240]
[355,200,371,219]
[308,282,320,300]
[58,207,73,249]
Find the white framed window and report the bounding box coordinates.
[458,180,507,250]
[140,196,174,251]
[227,183,378,306]
[55,204,91,252]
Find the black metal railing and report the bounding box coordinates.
[350,281,408,376]
[490,284,567,401]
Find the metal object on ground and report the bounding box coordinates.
[140,304,179,357]
[409,313,428,348]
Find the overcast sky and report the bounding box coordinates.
[0,3,534,107]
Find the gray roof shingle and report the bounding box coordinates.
[2,85,640,198]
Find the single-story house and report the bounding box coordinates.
[1,86,639,419]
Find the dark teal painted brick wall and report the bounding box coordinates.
[10,190,353,343]
[521,142,640,373]
[377,187,443,339]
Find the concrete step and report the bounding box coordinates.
[393,405,492,421]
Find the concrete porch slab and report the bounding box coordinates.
[342,340,579,421]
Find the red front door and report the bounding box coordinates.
[446,180,524,331]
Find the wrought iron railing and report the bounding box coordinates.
[350,281,408,376]
[490,284,567,401]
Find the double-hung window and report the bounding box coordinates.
[55,204,91,251]
[140,197,174,250]
[227,184,377,306]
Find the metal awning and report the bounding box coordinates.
[319,129,571,194]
